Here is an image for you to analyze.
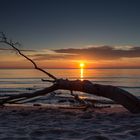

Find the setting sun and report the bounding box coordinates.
[80,63,85,68]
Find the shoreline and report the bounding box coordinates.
[1,103,127,113]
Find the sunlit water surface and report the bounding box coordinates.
[0,69,140,102]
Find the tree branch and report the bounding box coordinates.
[0,79,140,113]
[0,32,57,80]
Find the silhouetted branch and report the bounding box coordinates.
[0,32,57,80]
[0,79,140,113]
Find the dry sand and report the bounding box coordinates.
[0,105,140,140]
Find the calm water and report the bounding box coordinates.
[0,69,140,98]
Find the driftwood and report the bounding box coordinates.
[0,32,140,113]
[1,79,140,113]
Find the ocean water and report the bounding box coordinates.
[0,69,140,102]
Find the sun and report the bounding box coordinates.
[80,63,85,68]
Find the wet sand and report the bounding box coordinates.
[0,105,140,140]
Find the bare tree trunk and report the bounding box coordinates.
[57,79,140,113]
[1,79,140,113]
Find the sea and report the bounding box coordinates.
[0,68,140,104]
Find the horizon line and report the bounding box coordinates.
[0,67,140,69]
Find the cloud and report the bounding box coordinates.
[54,45,140,60]
[24,45,140,61]
[0,47,35,52]
[31,53,77,61]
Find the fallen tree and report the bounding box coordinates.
[0,32,140,113]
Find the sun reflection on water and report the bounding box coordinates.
[80,68,84,81]
[80,63,85,81]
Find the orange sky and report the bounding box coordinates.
[0,51,140,69]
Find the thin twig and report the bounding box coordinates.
[0,33,57,80]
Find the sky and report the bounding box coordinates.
[0,0,140,68]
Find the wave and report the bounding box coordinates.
[0,87,40,94]
[91,80,114,83]
[68,76,140,79]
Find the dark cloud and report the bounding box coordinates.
[31,53,77,61]
[0,47,36,52]
[25,46,140,61]
[54,46,140,60]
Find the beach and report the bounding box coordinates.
[0,105,140,140]
[0,68,140,139]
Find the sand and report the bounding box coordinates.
[0,105,140,140]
